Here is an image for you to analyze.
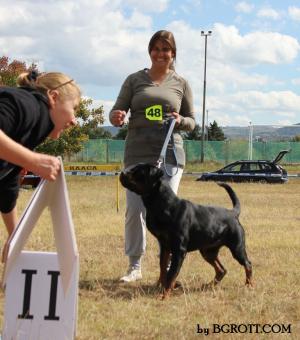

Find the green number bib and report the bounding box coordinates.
[145,105,163,121]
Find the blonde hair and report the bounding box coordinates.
[17,71,81,100]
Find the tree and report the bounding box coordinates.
[292,135,300,142]
[36,98,105,157]
[76,98,109,139]
[114,125,128,140]
[182,124,202,140]
[86,127,112,139]
[0,56,35,86]
[208,120,225,141]
[0,55,105,157]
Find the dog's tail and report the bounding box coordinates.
[217,182,240,216]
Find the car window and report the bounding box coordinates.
[261,163,272,171]
[249,163,261,171]
[223,164,242,172]
[241,163,250,172]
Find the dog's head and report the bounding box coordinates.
[120,163,164,196]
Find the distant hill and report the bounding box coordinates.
[222,124,300,141]
[102,124,300,140]
[102,125,120,136]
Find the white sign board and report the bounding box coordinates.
[2,157,78,292]
[1,158,79,339]
[2,251,78,340]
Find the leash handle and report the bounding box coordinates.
[156,118,178,176]
[157,118,176,164]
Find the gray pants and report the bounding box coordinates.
[124,164,183,268]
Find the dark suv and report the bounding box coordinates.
[197,150,290,184]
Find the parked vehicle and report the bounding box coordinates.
[197,150,290,184]
[20,169,41,188]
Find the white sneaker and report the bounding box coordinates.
[120,267,142,282]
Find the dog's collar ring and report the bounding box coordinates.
[156,159,163,169]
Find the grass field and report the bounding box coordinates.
[0,175,299,339]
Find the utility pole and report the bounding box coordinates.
[200,30,212,163]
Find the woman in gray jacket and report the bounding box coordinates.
[110,30,195,282]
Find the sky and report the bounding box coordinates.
[1,0,300,127]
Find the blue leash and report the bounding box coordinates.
[156,118,179,177]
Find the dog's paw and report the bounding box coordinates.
[157,289,171,300]
[156,293,167,300]
[173,280,183,290]
[157,293,164,300]
[161,293,170,300]
[245,280,254,288]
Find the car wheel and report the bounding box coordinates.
[259,179,268,184]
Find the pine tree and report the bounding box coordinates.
[182,124,202,140]
[208,120,225,141]
[114,125,128,140]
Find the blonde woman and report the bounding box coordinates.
[0,71,81,235]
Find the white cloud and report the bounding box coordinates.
[0,1,153,86]
[231,91,300,111]
[288,6,300,22]
[209,91,300,125]
[234,115,253,125]
[209,62,269,93]
[162,20,300,126]
[212,23,300,65]
[178,0,202,15]
[275,111,296,118]
[0,36,35,57]
[235,2,254,14]
[201,90,300,126]
[125,10,153,29]
[124,0,169,13]
[291,78,300,85]
[277,119,294,126]
[257,7,280,20]
[1,1,299,127]
[169,21,299,83]
[0,5,30,28]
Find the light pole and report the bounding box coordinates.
[200,30,212,163]
[248,121,253,160]
[206,109,209,142]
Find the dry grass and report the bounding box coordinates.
[0,176,299,339]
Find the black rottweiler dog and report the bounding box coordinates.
[120,163,252,299]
